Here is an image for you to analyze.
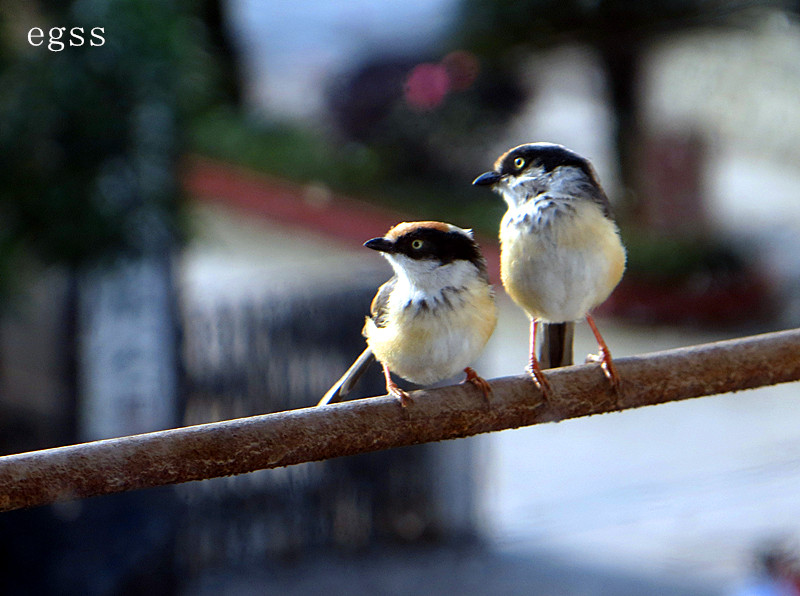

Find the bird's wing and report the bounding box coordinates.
[369,276,396,329]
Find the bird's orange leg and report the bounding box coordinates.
[527,319,552,396]
[382,363,411,406]
[585,314,620,389]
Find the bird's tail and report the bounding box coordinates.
[538,322,574,369]
[317,347,376,406]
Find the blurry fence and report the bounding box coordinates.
[176,272,478,574]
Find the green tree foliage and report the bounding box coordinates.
[0,0,215,280]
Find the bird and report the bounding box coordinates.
[473,142,626,394]
[318,221,498,407]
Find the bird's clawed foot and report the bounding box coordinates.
[585,348,621,392]
[525,359,552,398]
[584,315,621,393]
[386,379,412,407]
[463,367,492,405]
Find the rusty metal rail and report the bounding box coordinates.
[1,328,799,512]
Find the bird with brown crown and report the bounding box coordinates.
[318,221,498,407]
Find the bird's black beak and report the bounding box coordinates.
[364,237,395,253]
[472,171,502,186]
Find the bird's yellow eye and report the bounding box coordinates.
[514,157,525,169]
[411,239,424,250]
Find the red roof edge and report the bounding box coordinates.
[182,155,501,283]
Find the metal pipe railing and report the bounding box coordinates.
[1,328,798,512]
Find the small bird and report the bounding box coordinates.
[473,142,626,393]
[318,221,498,407]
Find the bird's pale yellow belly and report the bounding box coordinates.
[500,202,625,322]
[364,284,497,386]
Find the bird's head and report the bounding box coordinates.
[364,221,488,287]
[473,142,608,214]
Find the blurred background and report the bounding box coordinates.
[1,0,800,594]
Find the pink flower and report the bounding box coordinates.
[404,63,450,111]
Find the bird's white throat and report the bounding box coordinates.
[384,255,481,307]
